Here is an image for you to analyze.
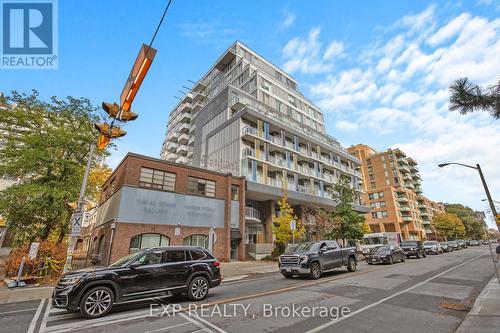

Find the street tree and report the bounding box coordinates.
[433,213,466,240]
[0,90,108,245]
[449,77,500,119]
[302,206,335,239]
[444,203,485,239]
[326,177,366,245]
[272,192,305,255]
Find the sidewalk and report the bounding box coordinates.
[0,260,278,304]
[455,276,500,333]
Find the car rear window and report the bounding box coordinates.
[401,241,417,246]
[190,249,207,261]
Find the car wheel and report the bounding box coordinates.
[367,262,373,265]
[401,255,405,262]
[309,262,321,280]
[188,276,210,301]
[347,257,357,272]
[405,254,409,259]
[388,256,394,265]
[416,252,422,259]
[423,252,427,258]
[281,273,293,279]
[79,286,114,319]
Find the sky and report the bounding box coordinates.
[1,0,499,227]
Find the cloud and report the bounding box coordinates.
[282,28,344,74]
[301,5,500,212]
[282,12,296,28]
[335,120,359,132]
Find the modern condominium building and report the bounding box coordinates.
[348,144,436,241]
[161,41,367,259]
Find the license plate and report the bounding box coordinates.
[285,268,291,272]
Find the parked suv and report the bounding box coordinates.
[400,240,427,258]
[278,240,357,279]
[423,241,443,255]
[52,246,221,318]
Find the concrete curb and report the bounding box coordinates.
[0,286,54,304]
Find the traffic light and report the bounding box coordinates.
[102,102,138,122]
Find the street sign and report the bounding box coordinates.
[70,212,83,228]
[28,242,39,260]
[290,220,297,231]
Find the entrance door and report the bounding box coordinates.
[230,239,239,261]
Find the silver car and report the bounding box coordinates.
[423,241,443,255]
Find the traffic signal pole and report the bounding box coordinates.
[477,164,500,231]
[63,143,95,273]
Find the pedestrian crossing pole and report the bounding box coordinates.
[63,143,95,273]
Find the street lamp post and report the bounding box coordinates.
[438,162,500,283]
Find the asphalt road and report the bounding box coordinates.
[0,246,494,333]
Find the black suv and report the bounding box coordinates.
[400,240,427,258]
[52,246,221,318]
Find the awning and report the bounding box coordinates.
[230,229,242,239]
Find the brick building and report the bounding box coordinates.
[89,153,246,265]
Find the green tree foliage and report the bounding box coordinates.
[272,193,305,255]
[444,203,485,239]
[449,77,500,119]
[0,91,107,245]
[433,213,465,240]
[326,177,366,244]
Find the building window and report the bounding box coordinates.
[231,185,239,200]
[386,179,390,185]
[370,201,387,209]
[288,95,297,106]
[261,79,270,91]
[183,234,208,248]
[187,176,216,197]
[129,233,170,253]
[139,167,176,191]
[368,191,385,200]
[370,182,376,189]
[371,211,388,219]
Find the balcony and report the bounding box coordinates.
[402,216,413,222]
[166,142,179,152]
[192,102,203,113]
[182,93,194,103]
[242,148,255,158]
[269,155,284,167]
[179,123,190,133]
[175,156,189,164]
[192,91,206,104]
[399,206,410,212]
[168,132,179,142]
[230,98,246,112]
[242,126,258,137]
[177,145,189,155]
[269,135,282,145]
[398,196,409,203]
[178,133,190,145]
[245,206,262,223]
[267,178,283,188]
[166,154,177,162]
[180,112,191,123]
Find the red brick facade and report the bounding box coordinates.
[89,153,246,264]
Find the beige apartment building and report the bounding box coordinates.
[348,144,443,241]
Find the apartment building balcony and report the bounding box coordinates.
[412,173,421,180]
[398,196,409,203]
[187,150,193,158]
[420,212,428,217]
[242,148,255,158]
[397,157,409,164]
[180,112,191,123]
[242,126,258,138]
[192,91,206,105]
[404,182,415,189]
[178,133,190,145]
[399,165,411,173]
[410,164,419,172]
[245,206,262,223]
[177,145,189,155]
[181,93,194,103]
[267,178,283,188]
[269,155,285,167]
[230,98,246,112]
[298,146,308,155]
[179,123,190,133]
[297,164,313,176]
[323,173,336,183]
[175,156,189,164]
[297,184,313,195]
[414,186,423,194]
[168,132,179,142]
[402,216,413,222]
[180,102,192,113]
[399,206,410,212]
[188,136,194,145]
[422,220,430,225]
[189,124,196,134]
[165,154,177,162]
[425,228,433,234]
[287,182,297,191]
[192,102,203,113]
[269,134,282,145]
[166,142,179,152]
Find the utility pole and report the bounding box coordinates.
[477,164,500,232]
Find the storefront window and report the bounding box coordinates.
[183,234,208,248]
[129,233,170,253]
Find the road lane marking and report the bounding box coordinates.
[0,307,37,315]
[189,313,228,333]
[304,251,489,333]
[144,321,191,333]
[39,299,52,332]
[27,298,46,333]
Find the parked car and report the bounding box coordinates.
[52,246,221,318]
[400,240,427,258]
[279,240,357,279]
[469,240,481,246]
[481,240,490,245]
[457,240,467,249]
[365,245,405,265]
[423,241,443,255]
[440,242,453,252]
[448,240,460,251]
